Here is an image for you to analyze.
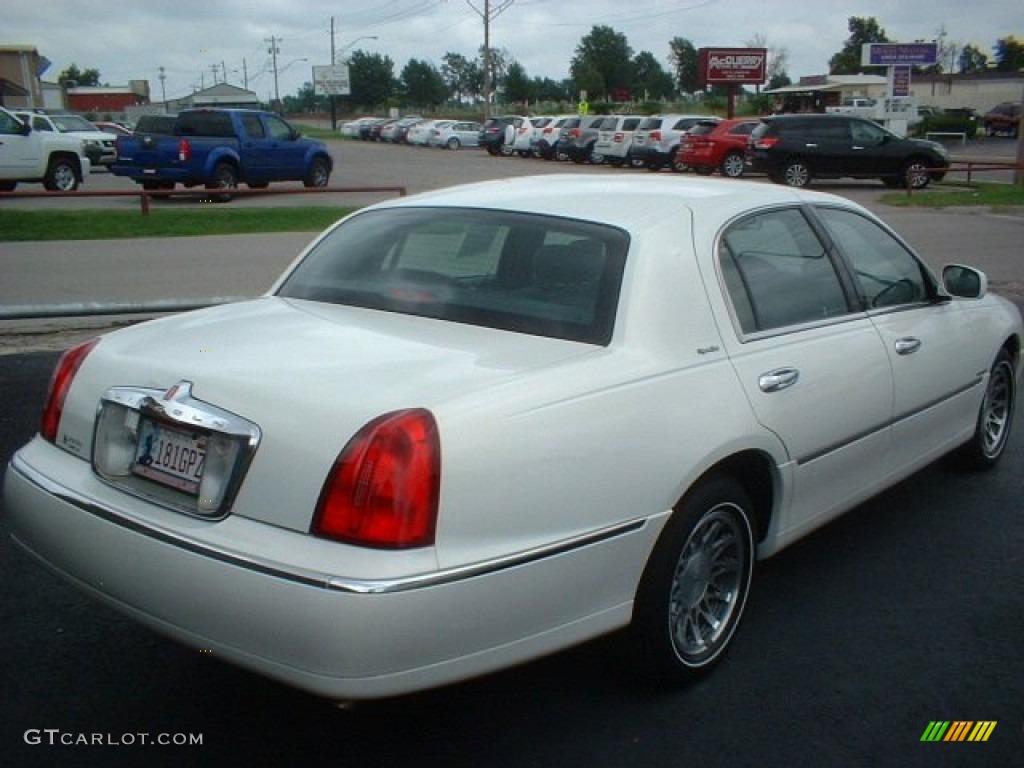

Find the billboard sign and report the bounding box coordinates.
[312,65,351,96]
[698,48,767,85]
[861,43,938,67]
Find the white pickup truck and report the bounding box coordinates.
[0,106,90,192]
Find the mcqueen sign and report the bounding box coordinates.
[699,48,767,84]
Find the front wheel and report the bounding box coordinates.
[633,475,755,684]
[952,349,1016,470]
[303,157,331,188]
[903,160,931,189]
[43,157,79,191]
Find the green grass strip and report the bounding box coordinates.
[882,182,1024,208]
[0,206,357,242]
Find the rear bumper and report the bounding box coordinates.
[4,440,656,700]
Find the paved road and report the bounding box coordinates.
[1,350,1021,768]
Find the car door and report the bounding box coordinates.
[807,118,854,176]
[813,205,989,470]
[0,109,38,176]
[716,206,894,541]
[845,118,897,176]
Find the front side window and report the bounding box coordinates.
[265,116,293,141]
[277,208,630,345]
[0,111,23,134]
[719,208,850,334]
[815,207,932,309]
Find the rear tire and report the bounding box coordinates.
[720,151,745,178]
[780,159,811,187]
[204,162,238,202]
[633,475,755,685]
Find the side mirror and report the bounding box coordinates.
[942,264,987,299]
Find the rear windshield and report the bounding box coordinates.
[277,207,629,345]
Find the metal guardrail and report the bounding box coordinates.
[0,184,407,215]
[906,160,1024,195]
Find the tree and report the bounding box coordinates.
[503,61,532,105]
[958,44,989,73]
[828,16,890,74]
[400,59,449,109]
[570,25,634,101]
[746,32,789,91]
[283,81,327,114]
[58,64,100,87]
[531,77,570,103]
[632,51,674,101]
[668,37,699,95]
[993,35,1024,71]
[441,52,482,105]
[347,51,395,111]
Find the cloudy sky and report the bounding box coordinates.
[5,1,1021,102]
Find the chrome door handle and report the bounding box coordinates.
[895,337,922,355]
[758,367,800,393]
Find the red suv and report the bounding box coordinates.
[677,118,759,177]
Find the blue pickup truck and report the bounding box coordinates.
[111,108,333,200]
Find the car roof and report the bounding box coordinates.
[368,174,854,231]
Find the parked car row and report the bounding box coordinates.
[341,116,484,150]
[482,112,953,189]
[342,110,953,190]
[479,113,723,171]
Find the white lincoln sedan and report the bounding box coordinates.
[4,175,1020,701]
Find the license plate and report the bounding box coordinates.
[133,418,206,495]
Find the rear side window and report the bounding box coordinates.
[277,208,630,345]
[176,112,236,137]
[719,208,850,334]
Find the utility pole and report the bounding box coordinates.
[266,35,282,106]
[330,16,337,131]
[158,66,167,112]
[463,0,515,117]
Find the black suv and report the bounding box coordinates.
[745,114,949,189]
[479,115,523,156]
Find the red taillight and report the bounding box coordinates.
[178,138,191,162]
[313,409,440,549]
[753,136,780,149]
[41,338,99,443]
[650,130,662,141]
